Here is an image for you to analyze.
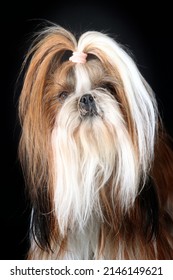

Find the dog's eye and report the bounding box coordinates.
[58,91,68,102]
[101,83,116,96]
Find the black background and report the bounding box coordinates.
[1,1,173,259]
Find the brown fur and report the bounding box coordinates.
[19,25,173,259]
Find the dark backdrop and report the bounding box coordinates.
[1,1,173,259]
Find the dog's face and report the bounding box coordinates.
[19,26,158,239]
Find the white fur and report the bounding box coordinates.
[51,59,157,237]
[79,31,157,168]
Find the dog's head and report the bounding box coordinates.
[19,25,158,241]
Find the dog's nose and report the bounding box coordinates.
[80,94,94,106]
[79,94,97,116]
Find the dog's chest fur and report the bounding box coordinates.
[63,224,100,259]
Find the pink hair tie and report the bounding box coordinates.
[69,51,87,64]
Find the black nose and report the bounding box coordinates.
[79,94,97,116]
[80,94,94,106]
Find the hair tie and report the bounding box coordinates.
[69,51,87,64]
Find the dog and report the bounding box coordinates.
[18,24,173,259]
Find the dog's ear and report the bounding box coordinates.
[18,26,76,186]
[19,26,75,124]
[18,26,76,253]
[78,31,158,169]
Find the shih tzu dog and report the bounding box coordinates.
[18,24,173,259]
